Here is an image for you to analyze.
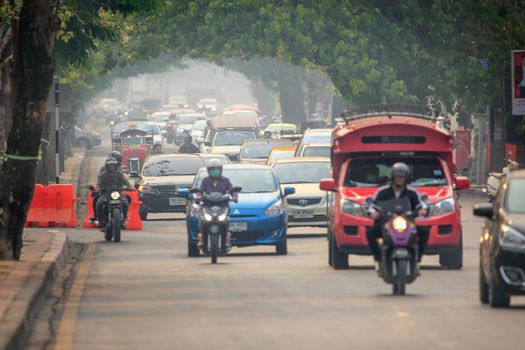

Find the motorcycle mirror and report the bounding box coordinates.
[365,197,373,204]
[189,188,200,194]
[421,194,429,202]
[232,186,242,193]
[88,185,95,191]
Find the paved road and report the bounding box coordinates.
[27,145,525,350]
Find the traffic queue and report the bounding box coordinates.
[90,99,525,304]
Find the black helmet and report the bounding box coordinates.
[105,157,119,171]
[391,162,410,180]
[110,151,122,165]
[206,158,223,179]
[184,134,193,143]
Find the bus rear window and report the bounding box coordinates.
[362,136,426,144]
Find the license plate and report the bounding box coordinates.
[293,209,314,219]
[169,197,186,206]
[230,222,248,232]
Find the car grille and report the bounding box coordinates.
[286,197,322,206]
[231,231,264,241]
[153,185,190,196]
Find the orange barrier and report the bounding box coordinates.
[82,189,97,228]
[25,185,45,227]
[25,184,80,228]
[125,191,143,230]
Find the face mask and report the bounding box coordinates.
[210,169,221,178]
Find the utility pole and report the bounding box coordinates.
[54,80,59,184]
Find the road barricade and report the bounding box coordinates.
[25,184,80,228]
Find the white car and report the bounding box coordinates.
[150,112,171,136]
[191,119,207,144]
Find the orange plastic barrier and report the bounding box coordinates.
[25,185,45,227]
[125,190,143,230]
[25,184,80,228]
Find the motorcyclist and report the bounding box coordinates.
[197,159,238,248]
[178,134,200,154]
[366,162,429,272]
[91,151,123,222]
[95,157,133,228]
[152,142,163,154]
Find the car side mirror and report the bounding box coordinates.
[473,203,494,219]
[283,186,295,196]
[455,176,470,190]
[88,185,95,192]
[177,188,191,198]
[204,141,211,147]
[319,178,336,191]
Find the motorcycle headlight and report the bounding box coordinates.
[340,199,365,217]
[265,200,284,216]
[218,209,228,222]
[499,225,525,252]
[110,191,121,200]
[203,212,213,221]
[430,197,455,216]
[392,216,408,233]
[138,185,158,195]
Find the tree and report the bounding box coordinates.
[0,0,61,259]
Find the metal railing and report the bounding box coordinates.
[342,104,436,124]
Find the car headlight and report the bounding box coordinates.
[340,199,365,217]
[430,197,455,216]
[265,200,284,216]
[499,225,525,252]
[138,185,159,195]
[392,216,408,233]
[110,191,121,200]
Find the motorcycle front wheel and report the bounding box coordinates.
[210,232,218,264]
[112,208,121,242]
[393,259,407,295]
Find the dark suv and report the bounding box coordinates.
[474,169,525,308]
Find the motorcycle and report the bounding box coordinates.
[486,159,523,199]
[195,187,241,264]
[366,197,422,295]
[92,186,128,243]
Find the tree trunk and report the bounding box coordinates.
[0,0,60,260]
[277,73,307,124]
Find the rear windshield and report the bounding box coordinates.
[242,141,291,159]
[302,146,330,157]
[143,157,204,176]
[214,131,255,146]
[345,157,448,187]
[506,178,525,213]
[153,114,170,122]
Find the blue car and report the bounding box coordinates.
[178,164,295,256]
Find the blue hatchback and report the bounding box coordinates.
[178,164,295,256]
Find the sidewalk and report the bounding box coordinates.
[0,229,68,350]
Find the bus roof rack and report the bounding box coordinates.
[342,104,436,124]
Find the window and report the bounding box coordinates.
[302,146,330,157]
[506,179,525,213]
[214,131,255,146]
[345,157,448,187]
[361,136,426,144]
[143,157,204,176]
[274,162,331,184]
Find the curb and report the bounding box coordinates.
[0,231,69,350]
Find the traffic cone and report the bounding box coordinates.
[125,191,143,230]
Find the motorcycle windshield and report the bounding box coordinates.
[377,197,411,216]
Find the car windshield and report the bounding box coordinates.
[274,162,331,184]
[195,168,277,193]
[143,157,204,177]
[153,114,169,122]
[302,146,330,157]
[214,131,255,146]
[506,178,525,213]
[193,120,207,131]
[345,157,448,187]
[242,142,290,158]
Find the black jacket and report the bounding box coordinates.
[178,143,200,154]
[372,185,425,212]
